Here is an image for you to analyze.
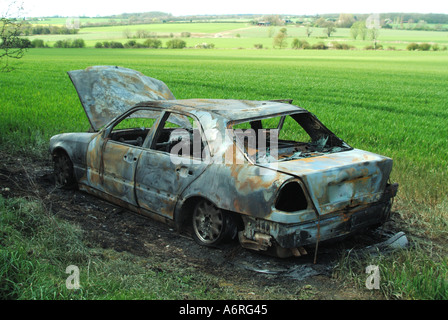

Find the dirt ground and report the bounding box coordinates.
[0,152,403,300]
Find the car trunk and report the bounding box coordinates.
[262,149,393,215]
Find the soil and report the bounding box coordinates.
[0,152,402,300]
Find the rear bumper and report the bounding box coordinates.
[240,183,398,250]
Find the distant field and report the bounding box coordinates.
[24,21,448,49]
[28,17,127,25]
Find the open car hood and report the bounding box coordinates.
[68,66,175,131]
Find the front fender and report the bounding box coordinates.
[49,132,97,181]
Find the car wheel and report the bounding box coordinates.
[53,152,76,188]
[192,199,235,247]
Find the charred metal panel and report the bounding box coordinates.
[150,99,303,123]
[83,133,143,205]
[49,132,97,181]
[240,185,395,250]
[179,163,288,218]
[261,149,393,216]
[135,150,208,219]
[100,141,143,206]
[68,66,175,131]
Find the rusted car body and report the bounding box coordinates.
[50,66,398,258]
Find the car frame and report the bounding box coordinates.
[50,66,398,258]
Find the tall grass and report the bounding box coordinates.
[334,247,448,300]
[0,196,88,299]
[0,195,260,299]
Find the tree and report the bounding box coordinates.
[1,1,29,72]
[273,31,287,49]
[350,21,367,40]
[368,27,380,49]
[305,25,313,38]
[314,17,326,27]
[350,24,359,39]
[71,38,85,48]
[123,28,131,39]
[366,14,381,49]
[166,38,186,49]
[263,15,283,26]
[291,38,300,49]
[322,21,336,37]
[406,43,419,51]
[337,13,355,28]
[143,38,162,48]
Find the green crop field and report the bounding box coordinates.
[1,45,447,299]
[23,21,448,50]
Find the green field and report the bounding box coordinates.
[1,45,447,299]
[24,21,448,50]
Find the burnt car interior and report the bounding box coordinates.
[106,109,203,157]
[107,108,207,160]
[233,112,352,163]
[110,128,149,147]
[109,110,158,147]
[153,113,207,159]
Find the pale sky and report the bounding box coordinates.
[9,0,448,17]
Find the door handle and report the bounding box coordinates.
[124,154,138,162]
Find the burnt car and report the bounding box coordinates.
[50,66,398,258]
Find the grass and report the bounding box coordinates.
[334,246,448,300]
[1,195,297,300]
[1,46,447,300]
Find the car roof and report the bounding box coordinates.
[136,99,307,122]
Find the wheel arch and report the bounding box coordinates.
[174,195,244,235]
[52,146,78,189]
[51,146,71,159]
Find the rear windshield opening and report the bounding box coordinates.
[232,112,351,163]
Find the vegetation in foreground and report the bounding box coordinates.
[0,196,241,300]
[0,48,447,300]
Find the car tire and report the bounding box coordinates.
[53,151,76,189]
[192,199,236,247]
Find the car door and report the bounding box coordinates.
[85,108,163,206]
[135,111,210,219]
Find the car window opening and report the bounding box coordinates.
[233,113,351,163]
[154,113,207,160]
